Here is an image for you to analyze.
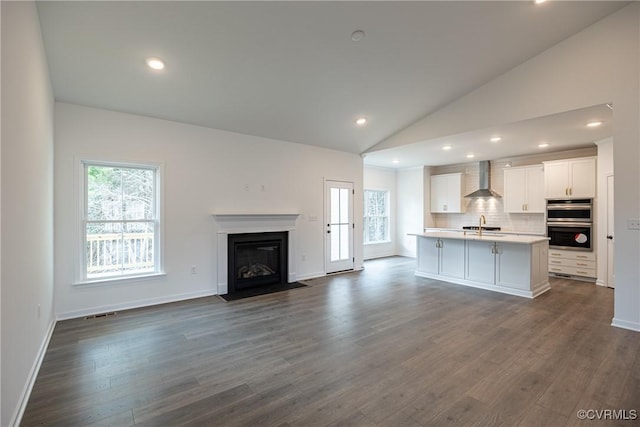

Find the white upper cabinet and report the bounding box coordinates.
[503,165,545,213]
[430,173,466,213]
[543,157,596,199]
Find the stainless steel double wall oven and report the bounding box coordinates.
[546,199,593,251]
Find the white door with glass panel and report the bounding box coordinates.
[325,180,354,273]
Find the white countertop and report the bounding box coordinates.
[423,227,545,237]
[411,231,549,245]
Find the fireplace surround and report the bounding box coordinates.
[213,213,299,295]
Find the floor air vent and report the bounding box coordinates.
[84,311,117,320]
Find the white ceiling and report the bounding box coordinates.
[363,103,613,167]
[36,1,626,155]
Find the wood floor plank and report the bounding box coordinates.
[21,256,639,427]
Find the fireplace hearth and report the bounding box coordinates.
[227,231,288,295]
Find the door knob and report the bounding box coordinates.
[607,235,613,240]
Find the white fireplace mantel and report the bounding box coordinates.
[213,213,299,294]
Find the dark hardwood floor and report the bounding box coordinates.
[22,257,640,426]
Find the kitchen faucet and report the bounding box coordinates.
[479,215,486,237]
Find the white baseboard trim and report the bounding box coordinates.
[10,318,56,427]
[363,252,396,261]
[611,318,640,332]
[295,271,326,282]
[56,289,217,321]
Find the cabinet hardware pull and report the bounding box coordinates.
[577,263,588,266]
[576,255,588,259]
[551,260,561,264]
[576,271,588,275]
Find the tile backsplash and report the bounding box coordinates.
[432,199,546,234]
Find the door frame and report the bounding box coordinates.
[324,179,355,274]
[606,174,615,288]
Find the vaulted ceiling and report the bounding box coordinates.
[37,1,626,158]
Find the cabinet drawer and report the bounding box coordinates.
[549,250,595,261]
[549,265,596,278]
[548,258,596,269]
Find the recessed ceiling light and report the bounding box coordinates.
[538,143,549,148]
[146,57,165,70]
[355,117,368,126]
[351,30,365,42]
[490,136,502,143]
[466,154,475,158]
[534,0,547,4]
[392,159,400,164]
[442,145,452,151]
[586,121,603,128]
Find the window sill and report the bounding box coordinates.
[364,240,392,246]
[73,272,167,287]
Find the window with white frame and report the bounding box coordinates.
[80,160,162,282]
[364,189,389,244]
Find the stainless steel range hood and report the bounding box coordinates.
[464,161,501,198]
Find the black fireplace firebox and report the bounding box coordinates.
[227,231,288,294]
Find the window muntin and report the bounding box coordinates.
[364,190,389,244]
[82,162,161,281]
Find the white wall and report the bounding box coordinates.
[372,5,640,331]
[596,138,614,287]
[1,3,3,423]
[54,103,363,318]
[1,2,55,426]
[396,167,424,257]
[363,166,396,259]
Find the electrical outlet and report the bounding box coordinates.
[301,254,307,261]
[260,184,266,192]
[243,184,249,192]
[191,265,197,274]
[627,219,640,230]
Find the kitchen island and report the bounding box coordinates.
[412,231,550,298]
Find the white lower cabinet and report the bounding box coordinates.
[416,235,550,298]
[439,239,465,279]
[548,249,596,279]
[466,241,531,290]
[496,243,533,291]
[417,237,440,275]
[417,237,464,279]
[466,240,495,284]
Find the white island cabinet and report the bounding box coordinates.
[413,232,550,298]
[417,237,465,279]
